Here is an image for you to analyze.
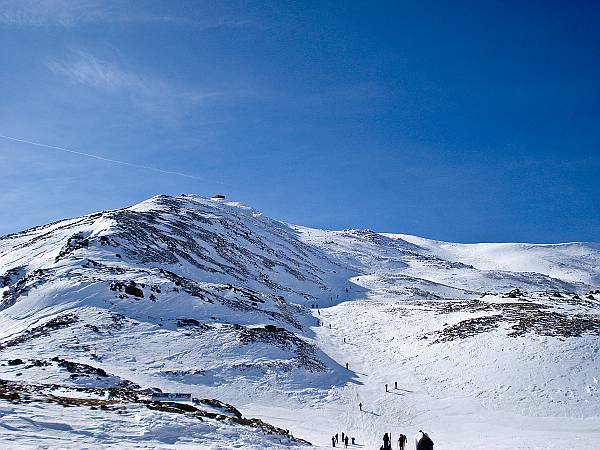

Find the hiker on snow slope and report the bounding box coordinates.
[382,432,391,450]
[398,433,407,450]
[415,430,434,450]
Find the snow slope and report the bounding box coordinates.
[389,233,600,286]
[1,194,599,449]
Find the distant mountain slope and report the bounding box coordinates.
[388,233,600,286]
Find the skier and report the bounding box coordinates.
[335,433,339,443]
[344,435,349,448]
[346,362,349,369]
[415,430,434,450]
[394,381,398,390]
[343,337,346,343]
[398,434,407,450]
[359,402,362,411]
[332,436,336,447]
[385,383,388,392]
[383,432,391,450]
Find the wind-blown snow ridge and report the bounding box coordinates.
[0,194,599,449]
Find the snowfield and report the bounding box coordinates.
[1,194,599,449]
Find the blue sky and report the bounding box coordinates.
[1,0,598,243]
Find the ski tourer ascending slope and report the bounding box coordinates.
[415,430,434,450]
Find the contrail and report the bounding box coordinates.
[0,133,212,181]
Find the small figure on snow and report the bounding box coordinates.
[398,434,407,450]
[385,383,388,392]
[394,381,398,390]
[332,436,336,447]
[359,402,362,411]
[344,435,349,448]
[382,432,391,450]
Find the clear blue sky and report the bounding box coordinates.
[1,1,599,243]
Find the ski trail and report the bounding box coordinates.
[312,293,440,449]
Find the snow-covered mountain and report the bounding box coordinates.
[1,194,599,449]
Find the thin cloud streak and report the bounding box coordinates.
[47,50,223,120]
[0,0,107,26]
[0,134,221,183]
[0,0,259,29]
[48,52,145,91]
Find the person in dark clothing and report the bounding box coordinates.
[398,434,407,450]
[359,402,362,411]
[332,436,336,447]
[394,381,398,390]
[344,436,349,448]
[383,432,391,450]
[342,432,345,442]
[351,437,355,445]
[335,433,339,443]
[385,383,388,392]
[346,362,349,369]
[415,431,434,450]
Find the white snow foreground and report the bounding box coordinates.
[0,194,599,449]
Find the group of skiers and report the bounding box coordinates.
[380,431,433,450]
[331,431,354,448]
[330,430,432,449]
[384,381,399,392]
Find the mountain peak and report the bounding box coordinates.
[1,195,599,448]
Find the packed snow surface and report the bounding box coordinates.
[0,194,599,449]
